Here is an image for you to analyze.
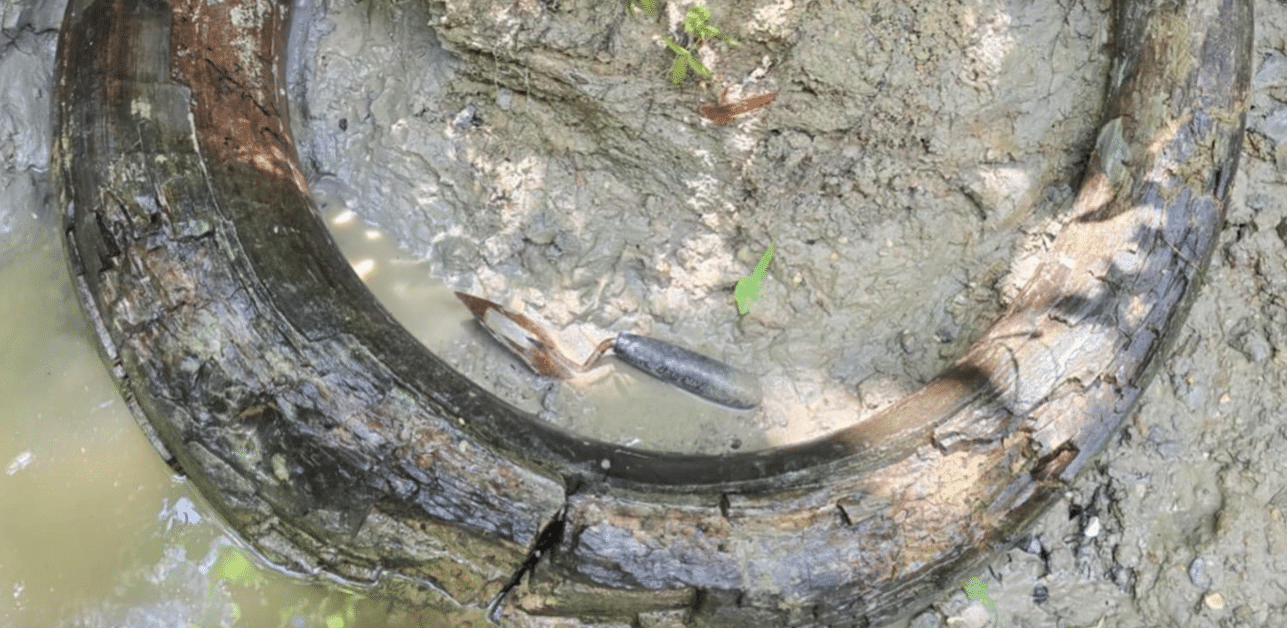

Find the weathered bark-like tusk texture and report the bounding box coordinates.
[53,0,1250,625]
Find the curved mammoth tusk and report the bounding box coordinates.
[53,0,1250,625]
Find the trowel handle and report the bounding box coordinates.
[612,333,762,410]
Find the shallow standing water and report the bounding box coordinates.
[4,0,1287,626]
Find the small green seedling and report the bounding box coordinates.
[735,241,775,315]
[664,37,711,84]
[962,576,999,626]
[682,6,737,45]
[665,7,739,84]
[626,3,738,85]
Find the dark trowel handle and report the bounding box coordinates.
[612,333,762,410]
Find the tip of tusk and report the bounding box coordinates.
[454,291,496,320]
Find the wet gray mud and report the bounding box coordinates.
[290,0,1110,453]
[3,0,1287,626]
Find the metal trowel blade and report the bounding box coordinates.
[453,292,581,379]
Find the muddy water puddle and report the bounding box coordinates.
[0,225,502,626]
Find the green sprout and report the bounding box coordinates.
[735,241,775,315]
[664,37,711,84]
[626,4,738,85]
[682,6,737,45]
[666,7,739,84]
[962,576,999,626]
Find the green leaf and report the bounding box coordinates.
[962,576,999,626]
[704,25,738,46]
[683,6,712,35]
[219,549,250,581]
[626,0,658,18]
[735,241,775,315]
[664,38,710,84]
[670,54,689,84]
[211,545,266,593]
[686,55,712,78]
[682,6,737,46]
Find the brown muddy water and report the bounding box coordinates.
[5,0,1287,626]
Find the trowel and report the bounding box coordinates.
[455,292,762,410]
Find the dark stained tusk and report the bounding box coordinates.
[611,333,761,410]
[53,0,1252,625]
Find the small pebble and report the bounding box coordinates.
[1188,556,1211,588]
[907,608,943,628]
[1083,515,1101,538]
[271,454,290,482]
[1232,327,1272,363]
[452,104,481,129]
[1204,591,1225,610]
[496,88,513,111]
